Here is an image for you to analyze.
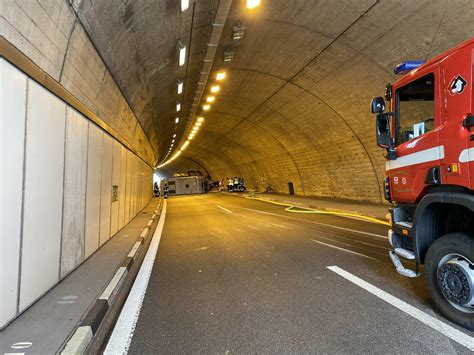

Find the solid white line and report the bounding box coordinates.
[217,205,232,213]
[128,241,141,258]
[327,266,474,351]
[99,267,127,301]
[236,206,387,239]
[104,200,167,354]
[140,228,149,238]
[61,326,92,355]
[311,240,377,261]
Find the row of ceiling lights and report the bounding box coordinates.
[158,71,226,168]
[159,0,190,164]
[157,0,261,168]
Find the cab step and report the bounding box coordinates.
[394,221,413,229]
[389,251,420,278]
[394,247,415,260]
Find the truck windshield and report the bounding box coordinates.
[396,73,435,145]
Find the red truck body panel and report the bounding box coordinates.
[388,39,474,204]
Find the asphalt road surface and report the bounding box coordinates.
[118,194,472,354]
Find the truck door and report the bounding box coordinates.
[438,46,472,190]
[389,68,441,203]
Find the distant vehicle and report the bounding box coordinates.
[371,38,474,330]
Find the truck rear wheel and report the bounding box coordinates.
[425,233,474,330]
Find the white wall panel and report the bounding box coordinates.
[110,141,121,236]
[99,134,113,246]
[0,59,27,327]
[60,108,88,277]
[20,80,66,311]
[85,125,103,258]
[125,151,132,223]
[118,145,127,229]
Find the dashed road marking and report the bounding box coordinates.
[235,206,387,239]
[217,205,232,213]
[311,240,378,261]
[327,266,474,351]
[10,342,32,350]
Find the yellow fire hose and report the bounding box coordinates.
[245,196,390,226]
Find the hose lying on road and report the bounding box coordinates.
[245,196,390,226]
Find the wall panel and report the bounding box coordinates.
[85,125,103,258]
[110,141,121,236]
[99,134,113,246]
[60,108,88,277]
[20,80,66,311]
[125,151,132,223]
[118,145,127,229]
[0,59,27,326]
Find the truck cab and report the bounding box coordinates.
[371,38,474,330]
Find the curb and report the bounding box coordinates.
[61,201,162,355]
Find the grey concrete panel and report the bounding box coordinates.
[0,59,27,327]
[20,80,66,311]
[85,125,103,258]
[60,107,88,277]
[99,134,113,246]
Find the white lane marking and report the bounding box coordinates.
[266,222,292,229]
[128,241,142,258]
[105,200,167,354]
[459,147,474,163]
[147,219,153,227]
[314,235,387,257]
[311,240,378,261]
[236,206,387,239]
[246,224,260,231]
[327,266,474,351]
[61,326,92,354]
[140,228,149,238]
[99,267,127,301]
[386,145,444,171]
[217,205,233,213]
[11,342,32,349]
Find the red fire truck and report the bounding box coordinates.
[371,38,474,330]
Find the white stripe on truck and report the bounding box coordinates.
[459,148,474,163]
[386,146,444,171]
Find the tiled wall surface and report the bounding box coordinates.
[0,59,153,328]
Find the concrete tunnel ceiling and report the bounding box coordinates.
[73,0,474,203]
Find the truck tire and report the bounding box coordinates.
[425,233,474,330]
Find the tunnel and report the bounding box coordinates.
[1,0,474,353]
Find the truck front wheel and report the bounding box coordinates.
[425,233,474,330]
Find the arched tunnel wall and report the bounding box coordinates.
[3,1,474,205]
[180,0,474,203]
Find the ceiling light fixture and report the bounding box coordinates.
[176,102,181,112]
[246,0,261,9]
[173,133,176,138]
[210,85,220,93]
[216,71,226,81]
[177,80,184,94]
[180,0,189,12]
[206,96,215,103]
[232,21,246,41]
[196,122,202,127]
[175,117,179,124]
[202,104,211,111]
[197,117,204,122]
[178,40,186,66]
[223,47,235,63]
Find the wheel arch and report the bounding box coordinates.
[413,192,474,263]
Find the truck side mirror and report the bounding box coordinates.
[376,113,392,149]
[371,97,385,113]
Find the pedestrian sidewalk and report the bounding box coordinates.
[0,198,162,355]
[244,192,389,220]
